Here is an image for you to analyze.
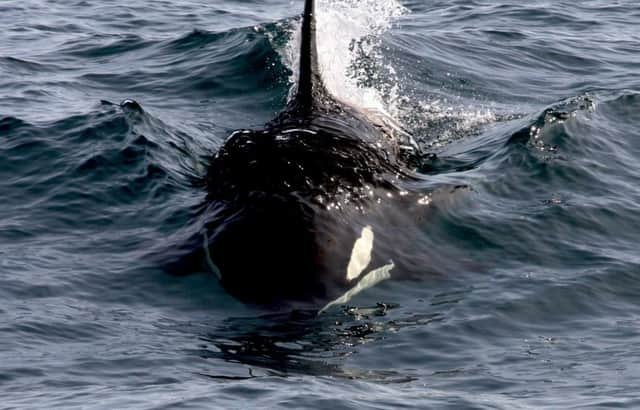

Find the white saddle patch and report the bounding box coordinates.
[319,225,395,314]
[347,225,374,281]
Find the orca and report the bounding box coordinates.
[200,0,429,307]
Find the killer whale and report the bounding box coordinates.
[200,0,427,306]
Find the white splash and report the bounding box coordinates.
[273,0,501,149]
[279,0,407,121]
[315,0,406,115]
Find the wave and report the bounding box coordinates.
[418,91,640,280]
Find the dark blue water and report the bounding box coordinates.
[2,0,640,408]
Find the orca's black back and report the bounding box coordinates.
[199,0,415,304]
[205,193,326,303]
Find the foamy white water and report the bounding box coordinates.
[278,0,406,119]
[274,0,501,147]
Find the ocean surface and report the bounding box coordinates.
[2,0,640,408]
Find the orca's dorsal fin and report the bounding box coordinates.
[294,0,327,112]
